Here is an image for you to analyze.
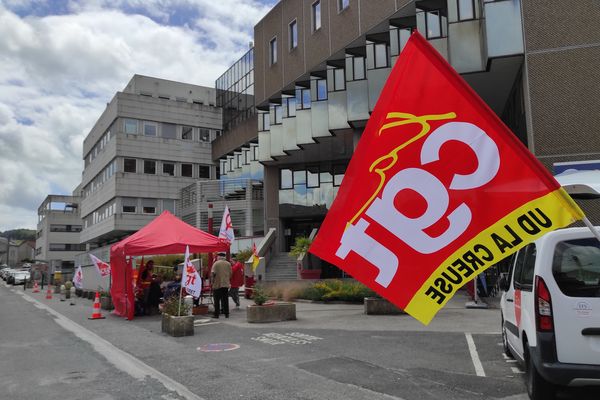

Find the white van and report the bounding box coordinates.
[500,227,600,399]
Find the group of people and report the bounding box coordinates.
[211,252,244,318]
[133,253,245,318]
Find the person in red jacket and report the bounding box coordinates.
[229,256,244,308]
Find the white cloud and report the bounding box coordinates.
[0,0,274,231]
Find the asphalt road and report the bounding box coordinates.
[0,283,597,400]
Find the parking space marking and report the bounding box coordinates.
[510,367,524,374]
[465,332,486,377]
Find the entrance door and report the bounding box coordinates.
[283,217,323,252]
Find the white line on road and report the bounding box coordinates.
[465,333,486,377]
[17,291,204,400]
[511,367,524,374]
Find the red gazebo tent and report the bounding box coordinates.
[110,211,229,320]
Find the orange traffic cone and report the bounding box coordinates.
[88,291,105,320]
[32,281,40,293]
[45,286,53,299]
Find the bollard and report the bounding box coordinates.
[184,295,193,316]
[69,287,76,305]
[60,285,66,302]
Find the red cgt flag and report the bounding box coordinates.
[309,32,583,325]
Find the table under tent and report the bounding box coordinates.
[110,211,229,320]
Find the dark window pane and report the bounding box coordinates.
[181,164,193,177]
[182,126,193,140]
[199,165,210,179]
[143,160,156,174]
[163,163,175,176]
[552,238,600,298]
[124,158,136,173]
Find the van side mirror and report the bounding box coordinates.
[499,276,509,292]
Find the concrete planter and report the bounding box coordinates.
[87,291,95,300]
[161,314,195,337]
[75,289,82,297]
[54,285,62,294]
[299,270,321,280]
[100,296,114,311]
[247,302,296,323]
[364,297,406,315]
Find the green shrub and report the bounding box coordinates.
[162,295,190,316]
[252,285,268,306]
[235,247,254,264]
[289,236,312,258]
[298,280,375,302]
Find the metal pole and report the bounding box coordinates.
[207,203,214,274]
[582,216,600,243]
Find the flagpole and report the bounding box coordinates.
[178,283,183,317]
[582,216,600,243]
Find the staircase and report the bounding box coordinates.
[265,252,298,281]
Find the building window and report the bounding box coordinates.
[374,43,389,69]
[333,164,346,186]
[316,78,327,101]
[123,118,138,134]
[269,37,278,65]
[346,55,366,81]
[182,126,193,140]
[162,123,176,139]
[181,163,193,177]
[259,112,270,131]
[283,97,296,118]
[163,162,175,176]
[332,68,345,91]
[144,160,156,174]
[124,158,136,173]
[280,169,293,189]
[338,0,349,12]
[458,0,475,21]
[418,10,447,39]
[273,105,283,125]
[122,198,137,213]
[307,166,320,188]
[143,121,157,136]
[289,20,298,50]
[312,1,321,31]
[199,165,211,179]
[142,199,157,214]
[163,199,175,213]
[296,87,311,110]
[199,128,210,142]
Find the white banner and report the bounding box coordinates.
[181,245,202,298]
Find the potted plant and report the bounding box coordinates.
[247,285,296,323]
[161,295,194,337]
[290,236,321,279]
[64,281,73,299]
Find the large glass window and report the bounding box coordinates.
[316,79,327,101]
[162,162,175,176]
[182,126,193,140]
[289,20,298,50]
[296,87,311,110]
[280,169,293,189]
[307,166,320,188]
[312,1,321,31]
[181,163,193,177]
[143,160,156,174]
[352,56,365,80]
[122,198,137,213]
[552,238,600,298]
[273,105,283,125]
[123,118,138,134]
[333,68,345,91]
[338,0,349,12]
[270,37,278,65]
[458,0,475,21]
[162,123,176,139]
[333,164,346,186]
[374,44,389,69]
[418,10,447,39]
[199,128,210,142]
[199,165,211,179]
[143,121,157,136]
[124,158,136,173]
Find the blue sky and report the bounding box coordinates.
[0,0,276,231]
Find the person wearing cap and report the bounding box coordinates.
[211,252,232,318]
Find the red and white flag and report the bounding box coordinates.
[73,265,83,289]
[309,32,583,325]
[90,254,111,277]
[218,205,235,243]
[181,245,202,298]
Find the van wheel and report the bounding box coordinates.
[501,317,513,358]
[525,347,555,400]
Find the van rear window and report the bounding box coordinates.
[552,238,600,298]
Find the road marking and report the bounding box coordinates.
[251,332,323,346]
[17,291,204,400]
[511,367,524,374]
[465,333,486,377]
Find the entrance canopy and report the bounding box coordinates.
[110,211,229,319]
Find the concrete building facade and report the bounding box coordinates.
[212,0,600,278]
[79,75,222,249]
[35,194,83,273]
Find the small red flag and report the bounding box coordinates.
[309,32,583,324]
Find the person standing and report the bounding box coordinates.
[211,252,232,318]
[229,256,244,308]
